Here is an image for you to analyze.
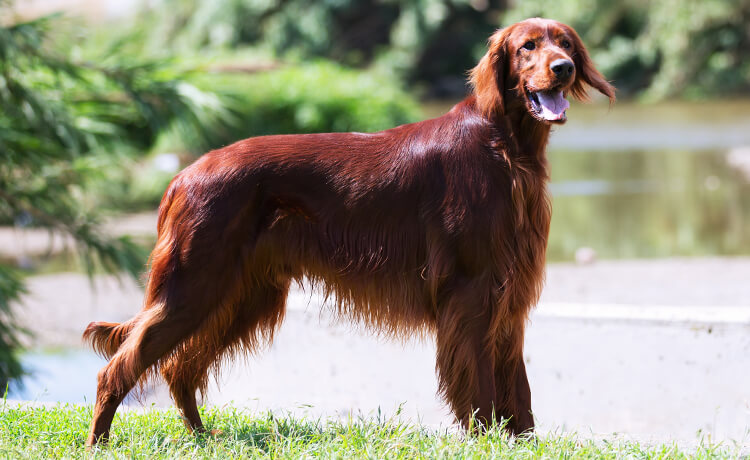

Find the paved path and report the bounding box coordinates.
[198,293,750,443]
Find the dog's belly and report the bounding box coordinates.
[251,204,436,332]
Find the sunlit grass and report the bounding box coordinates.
[0,403,743,458]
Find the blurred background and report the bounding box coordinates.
[1,0,749,444]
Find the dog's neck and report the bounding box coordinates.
[465,94,551,164]
[462,95,552,172]
[508,111,551,162]
[492,105,552,171]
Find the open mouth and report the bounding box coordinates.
[526,89,570,122]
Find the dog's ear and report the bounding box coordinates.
[470,28,509,117]
[564,25,616,103]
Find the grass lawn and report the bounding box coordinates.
[0,403,743,459]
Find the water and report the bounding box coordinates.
[10,350,160,405]
[10,350,106,403]
[547,148,750,260]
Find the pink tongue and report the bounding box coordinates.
[536,91,569,120]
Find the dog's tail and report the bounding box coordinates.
[82,320,136,359]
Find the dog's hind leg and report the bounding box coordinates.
[86,300,209,446]
[160,280,290,433]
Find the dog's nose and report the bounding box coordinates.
[550,59,574,78]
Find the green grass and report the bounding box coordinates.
[0,403,743,459]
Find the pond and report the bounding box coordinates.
[9,350,105,404]
[429,98,750,261]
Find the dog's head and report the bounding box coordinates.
[470,18,615,123]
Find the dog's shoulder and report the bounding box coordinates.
[382,98,496,163]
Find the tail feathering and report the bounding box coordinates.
[82,321,134,359]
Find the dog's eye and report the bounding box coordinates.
[561,40,571,49]
[522,41,535,51]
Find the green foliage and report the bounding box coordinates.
[193,62,421,141]
[132,0,505,97]
[0,404,741,458]
[0,14,226,387]
[0,267,27,391]
[132,0,750,99]
[89,154,182,213]
[503,0,750,99]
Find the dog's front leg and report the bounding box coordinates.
[485,301,534,435]
[505,355,533,433]
[434,279,500,431]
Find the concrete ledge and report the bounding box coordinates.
[535,302,750,324]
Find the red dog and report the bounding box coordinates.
[84,18,614,445]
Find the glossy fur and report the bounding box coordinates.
[83,18,615,446]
